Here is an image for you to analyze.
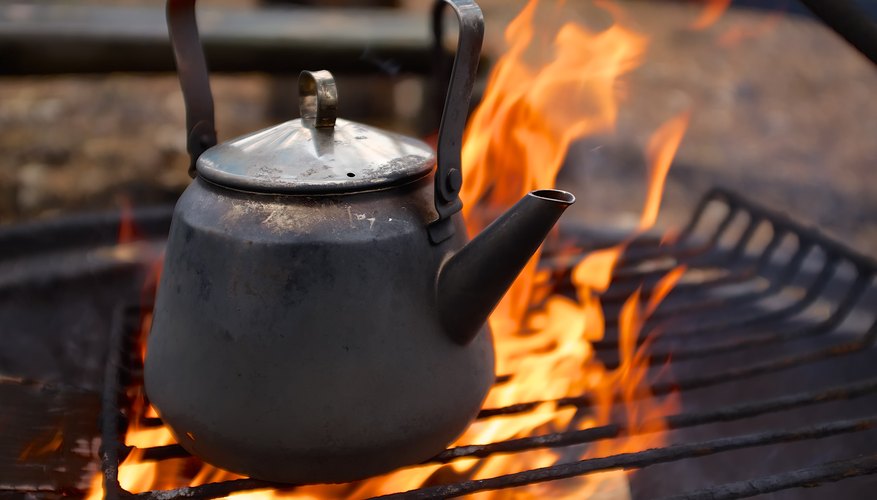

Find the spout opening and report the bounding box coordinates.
[529,189,576,206]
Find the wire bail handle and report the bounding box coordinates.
[167,0,217,178]
[428,0,484,244]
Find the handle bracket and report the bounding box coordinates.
[167,0,218,178]
[427,0,484,244]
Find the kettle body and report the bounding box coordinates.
[145,174,495,483]
[145,0,573,484]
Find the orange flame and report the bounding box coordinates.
[86,0,691,497]
[461,0,648,335]
[641,111,690,230]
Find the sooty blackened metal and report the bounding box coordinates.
[99,187,877,499]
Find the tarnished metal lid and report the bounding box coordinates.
[196,71,435,195]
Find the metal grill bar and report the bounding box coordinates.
[120,417,877,500]
[695,189,877,272]
[125,375,877,466]
[475,321,877,418]
[609,240,853,314]
[662,454,877,500]
[99,307,128,500]
[650,327,876,397]
[437,377,877,463]
[372,418,877,499]
[568,245,865,341]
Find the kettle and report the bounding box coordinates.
[144,0,575,484]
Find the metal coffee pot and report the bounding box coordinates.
[145,0,574,484]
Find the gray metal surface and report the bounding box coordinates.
[439,189,575,343]
[144,175,497,483]
[197,117,435,194]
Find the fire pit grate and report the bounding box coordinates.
[99,187,877,499]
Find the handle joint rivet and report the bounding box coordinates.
[446,168,463,192]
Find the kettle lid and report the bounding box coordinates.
[196,71,435,195]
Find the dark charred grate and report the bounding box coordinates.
[99,188,877,499]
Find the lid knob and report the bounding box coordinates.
[299,70,338,129]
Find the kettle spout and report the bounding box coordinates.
[437,189,575,344]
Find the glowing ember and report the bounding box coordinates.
[86,0,697,497]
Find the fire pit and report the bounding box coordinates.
[3,0,877,499]
[85,187,877,499]
[3,185,875,498]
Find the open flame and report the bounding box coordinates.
[85,0,701,497]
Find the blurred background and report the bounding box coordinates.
[1,0,875,253]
